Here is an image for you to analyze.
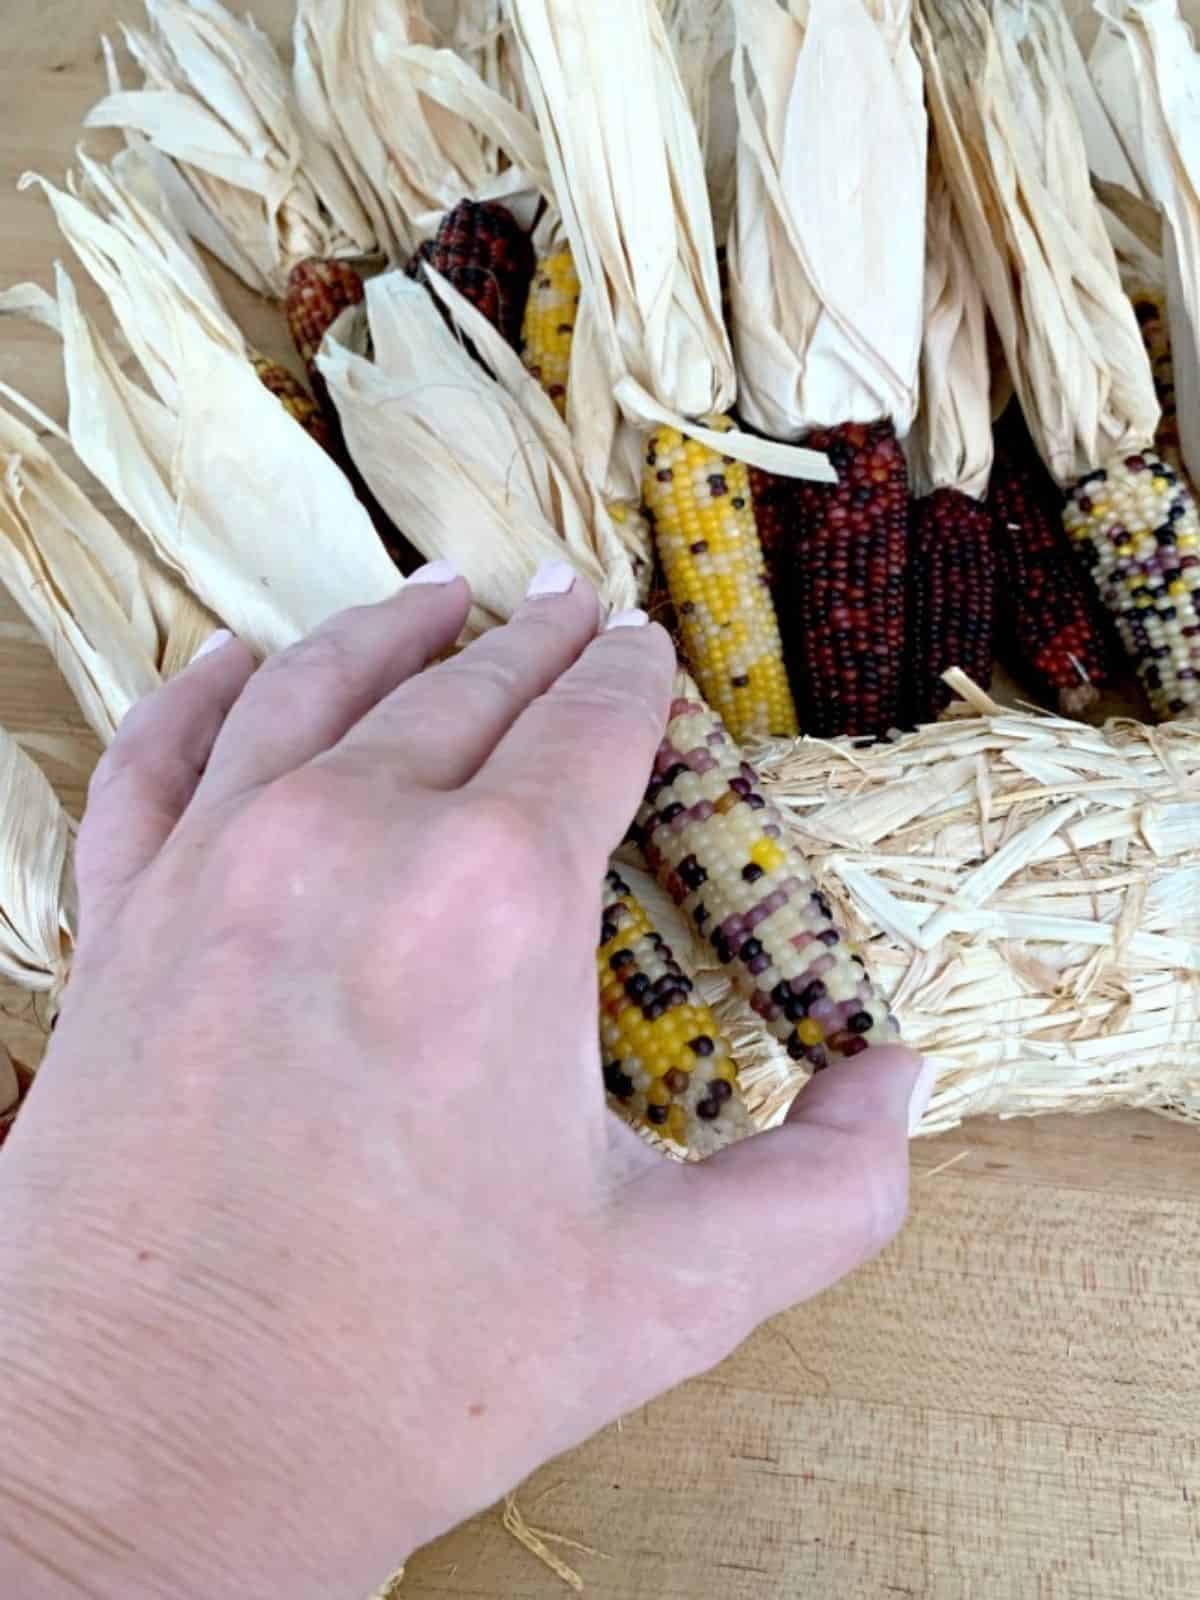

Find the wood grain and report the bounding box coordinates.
[1,8,1197,1598]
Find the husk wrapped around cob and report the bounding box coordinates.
[918,0,1199,723]
[903,156,996,725]
[725,0,928,739]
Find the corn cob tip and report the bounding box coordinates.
[285,257,367,380]
[406,200,535,354]
[521,248,580,418]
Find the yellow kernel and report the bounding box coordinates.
[797,1019,825,1046]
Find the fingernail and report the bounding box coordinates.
[191,629,233,664]
[406,559,459,587]
[526,560,577,598]
[604,608,649,631]
[908,1059,938,1137]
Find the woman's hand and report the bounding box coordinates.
[0,563,928,1600]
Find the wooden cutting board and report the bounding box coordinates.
[1,6,1197,1597]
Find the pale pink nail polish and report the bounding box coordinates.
[604,608,650,631]
[526,560,577,598]
[908,1059,938,1137]
[191,629,233,664]
[406,560,459,586]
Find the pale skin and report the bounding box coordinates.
[0,560,929,1599]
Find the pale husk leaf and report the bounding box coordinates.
[85,0,376,298]
[907,155,992,499]
[729,687,1200,1135]
[917,0,1159,485]
[0,403,162,745]
[727,0,927,440]
[292,0,549,264]
[658,0,739,243]
[320,270,644,632]
[1093,3,1200,497]
[0,725,75,998]
[508,0,834,489]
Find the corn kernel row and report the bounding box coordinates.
[250,353,334,454]
[1132,290,1182,475]
[1063,451,1200,720]
[642,421,799,743]
[598,870,750,1157]
[633,679,900,1073]
[406,199,535,354]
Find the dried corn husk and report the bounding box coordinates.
[507,0,834,494]
[320,270,644,632]
[659,0,739,243]
[0,725,75,1001]
[1092,4,1200,496]
[918,0,1159,486]
[292,0,549,263]
[727,0,927,441]
[85,0,375,298]
[630,676,1200,1136]
[3,170,399,657]
[907,155,992,499]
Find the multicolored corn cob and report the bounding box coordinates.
[642,419,799,742]
[285,258,367,387]
[0,1055,34,1150]
[905,489,996,723]
[598,870,750,1157]
[283,258,420,576]
[250,353,334,453]
[632,678,899,1074]
[521,247,580,416]
[780,420,910,740]
[1132,289,1182,475]
[406,200,535,353]
[988,419,1114,715]
[1063,451,1200,720]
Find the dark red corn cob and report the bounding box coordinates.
[778,419,909,740]
[989,413,1115,714]
[905,489,996,723]
[747,466,791,592]
[283,259,420,575]
[0,1056,35,1150]
[405,200,536,352]
[285,258,367,386]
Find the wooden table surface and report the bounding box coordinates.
[2,7,1198,1598]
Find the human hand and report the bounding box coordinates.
[0,562,928,1599]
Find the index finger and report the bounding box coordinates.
[471,614,676,868]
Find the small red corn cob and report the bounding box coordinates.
[778,420,909,740]
[285,258,367,388]
[905,489,996,723]
[405,200,536,353]
[0,1056,34,1150]
[988,414,1115,714]
[250,353,335,454]
[283,258,420,575]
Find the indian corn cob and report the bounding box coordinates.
[406,200,535,353]
[1063,451,1200,720]
[285,257,367,388]
[905,489,996,723]
[283,258,420,575]
[641,419,799,742]
[1132,289,1183,475]
[250,353,334,454]
[598,869,750,1157]
[521,247,580,417]
[632,678,900,1074]
[779,420,910,740]
[988,420,1114,715]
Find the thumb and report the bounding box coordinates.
[647,1047,933,1332]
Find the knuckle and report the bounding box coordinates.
[257,624,364,699]
[449,793,550,894]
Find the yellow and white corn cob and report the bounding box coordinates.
[642,422,799,742]
[599,870,749,1157]
[1063,452,1200,721]
[521,248,581,417]
[634,677,899,1069]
